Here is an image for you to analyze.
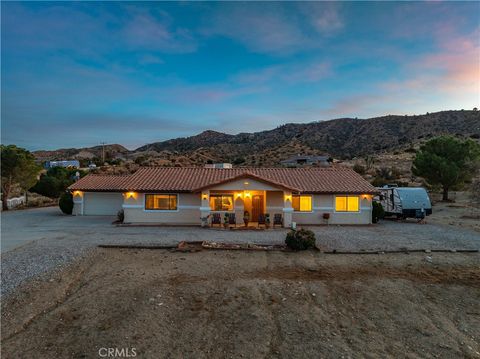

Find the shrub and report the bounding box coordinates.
[353,163,366,175]
[59,192,74,215]
[117,209,125,223]
[372,201,385,223]
[285,228,316,250]
[30,175,63,198]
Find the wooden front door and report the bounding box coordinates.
[252,195,264,222]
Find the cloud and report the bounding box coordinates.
[232,61,332,86]
[201,3,344,54]
[300,2,344,34]
[122,7,198,53]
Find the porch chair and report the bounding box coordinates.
[211,213,222,227]
[273,213,283,228]
[228,213,237,228]
[257,213,266,228]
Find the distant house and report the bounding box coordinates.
[280,155,332,167]
[204,163,233,169]
[68,167,378,226]
[44,160,80,169]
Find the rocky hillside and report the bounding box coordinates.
[135,110,480,162]
[33,144,128,161]
[34,110,480,166]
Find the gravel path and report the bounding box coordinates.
[1,207,479,297]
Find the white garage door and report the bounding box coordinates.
[83,192,123,215]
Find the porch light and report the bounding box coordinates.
[362,194,370,200]
[235,192,243,199]
[244,192,251,198]
[284,194,292,201]
[126,191,136,199]
[244,181,249,185]
[73,190,83,197]
[202,193,208,200]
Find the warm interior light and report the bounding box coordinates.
[244,192,251,198]
[235,192,243,198]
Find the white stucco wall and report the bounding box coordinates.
[73,192,123,216]
[123,193,201,224]
[292,194,372,225]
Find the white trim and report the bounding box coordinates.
[199,206,212,211]
[283,208,294,213]
[122,204,143,209]
[313,207,333,210]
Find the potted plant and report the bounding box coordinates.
[223,213,229,229]
[265,213,271,229]
[243,210,250,227]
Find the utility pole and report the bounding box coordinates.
[101,142,106,163]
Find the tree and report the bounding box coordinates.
[1,145,40,210]
[412,136,480,201]
[30,166,85,198]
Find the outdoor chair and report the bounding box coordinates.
[258,214,266,228]
[211,213,221,227]
[228,213,237,227]
[273,213,283,228]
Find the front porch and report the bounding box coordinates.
[199,178,295,229]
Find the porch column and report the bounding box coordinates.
[200,190,211,227]
[72,191,84,216]
[283,191,293,228]
[234,192,244,226]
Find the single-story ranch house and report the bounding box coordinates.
[68,167,378,227]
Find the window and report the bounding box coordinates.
[292,195,312,212]
[335,196,359,212]
[210,194,234,211]
[145,194,177,210]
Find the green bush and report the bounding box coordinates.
[59,192,74,215]
[372,201,385,223]
[30,175,63,198]
[285,228,316,250]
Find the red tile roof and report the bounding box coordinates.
[68,175,131,192]
[69,167,378,194]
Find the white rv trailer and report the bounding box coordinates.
[377,185,432,219]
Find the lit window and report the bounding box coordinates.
[292,195,312,212]
[210,194,234,211]
[335,196,359,212]
[145,194,177,210]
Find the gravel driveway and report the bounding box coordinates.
[1,207,479,296]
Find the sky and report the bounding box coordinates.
[1,1,479,151]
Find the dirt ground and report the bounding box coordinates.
[429,191,480,233]
[2,249,480,359]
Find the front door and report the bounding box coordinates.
[252,195,264,222]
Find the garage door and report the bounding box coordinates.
[83,192,124,215]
